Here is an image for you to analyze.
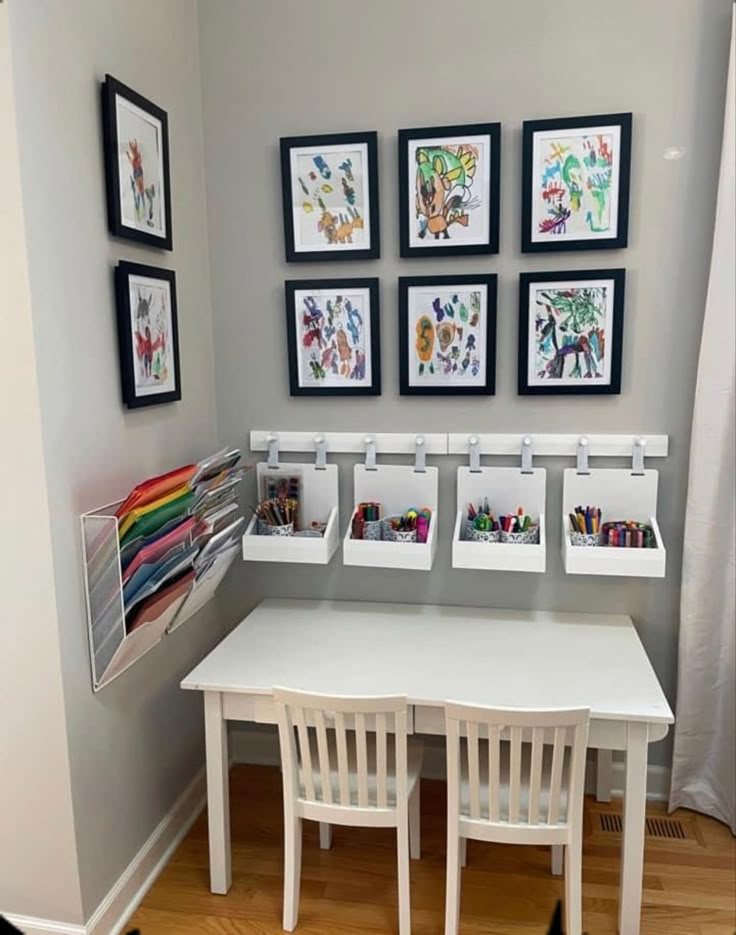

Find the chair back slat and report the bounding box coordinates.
[508,725,522,823]
[547,727,566,824]
[528,726,544,823]
[355,712,369,807]
[466,720,481,819]
[291,705,316,801]
[273,687,409,812]
[445,703,590,831]
[334,711,350,806]
[376,712,388,807]
[488,724,500,821]
[313,708,333,805]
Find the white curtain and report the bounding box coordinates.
[669,7,736,833]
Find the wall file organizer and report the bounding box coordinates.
[81,501,238,691]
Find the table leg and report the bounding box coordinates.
[205,690,231,894]
[596,748,613,802]
[618,722,648,935]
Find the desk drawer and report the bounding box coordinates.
[223,693,415,732]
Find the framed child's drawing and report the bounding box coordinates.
[518,268,625,395]
[521,113,632,252]
[399,275,497,395]
[280,132,380,262]
[285,278,381,396]
[398,123,501,258]
[102,76,173,250]
[115,261,181,408]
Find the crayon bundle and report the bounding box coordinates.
[569,506,601,535]
[602,521,656,548]
[256,497,297,531]
[467,499,500,532]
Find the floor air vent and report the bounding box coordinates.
[598,812,688,839]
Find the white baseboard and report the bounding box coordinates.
[3,767,206,935]
[1,916,86,935]
[229,723,672,801]
[85,766,206,935]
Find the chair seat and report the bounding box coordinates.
[460,739,570,824]
[299,733,423,807]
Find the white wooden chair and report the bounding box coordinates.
[444,703,590,935]
[273,687,423,933]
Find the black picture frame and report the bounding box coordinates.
[518,268,625,396]
[285,278,381,396]
[101,75,173,250]
[114,261,181,408]
[280,132,380,262]
[521,113,632,253]
[398,123,501,258]
[399,275,497,396]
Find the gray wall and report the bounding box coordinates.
[199,0,733,769]
[9,0,224,919]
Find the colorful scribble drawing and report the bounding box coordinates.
[297,150,365,247]
[537,134,614,237]
[126,139,157,227]
[299,293,368,385]
[533,287,607,381]
[133,288,170,386]
[413,291,482,381]
[415,145,480,240]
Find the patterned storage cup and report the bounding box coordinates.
[570,531,602,547]
[364,519,382,541]
[259,520,294,537]
[467,524,500,543]
[501,524,539,545]
[382,516,417,543]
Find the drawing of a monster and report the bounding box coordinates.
[415,145,477,240]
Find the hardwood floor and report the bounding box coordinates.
[128,764,736,934]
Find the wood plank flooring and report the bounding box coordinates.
[128,764,736,934]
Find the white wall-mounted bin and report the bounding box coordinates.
[81,501,238,691]
[561,468,666,577]
[452,467,547,573]
[343,464,438,571]
[242,462,339,565]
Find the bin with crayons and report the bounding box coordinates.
[562,469,666,578]
[452,467,546,573]
[242,462,340,564]
[343,464,438,571]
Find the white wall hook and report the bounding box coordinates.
[521,436,534,474]
[314,435,327,470]
[632,437,646,475]
[577,436,590,475]
[469,435,481,473]
[267,433,279,468]
[414,435,426,473]
[364,435,377,471]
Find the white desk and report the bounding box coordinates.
[182,599,673,935]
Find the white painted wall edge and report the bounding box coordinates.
[229,724,672,801]
[4,767,206,935]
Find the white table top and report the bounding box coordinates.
[182,599,673,724]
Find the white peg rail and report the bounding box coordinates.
[251,431,669,460]
[250,431,447,456]
[447,434,668,458]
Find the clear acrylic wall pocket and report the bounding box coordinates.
[242,460,339,565]
[452,466,547,573]
[343,463,438,571]
[561,467,666,577]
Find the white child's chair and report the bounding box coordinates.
[273,687,423,933]
[444,703,590,935]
